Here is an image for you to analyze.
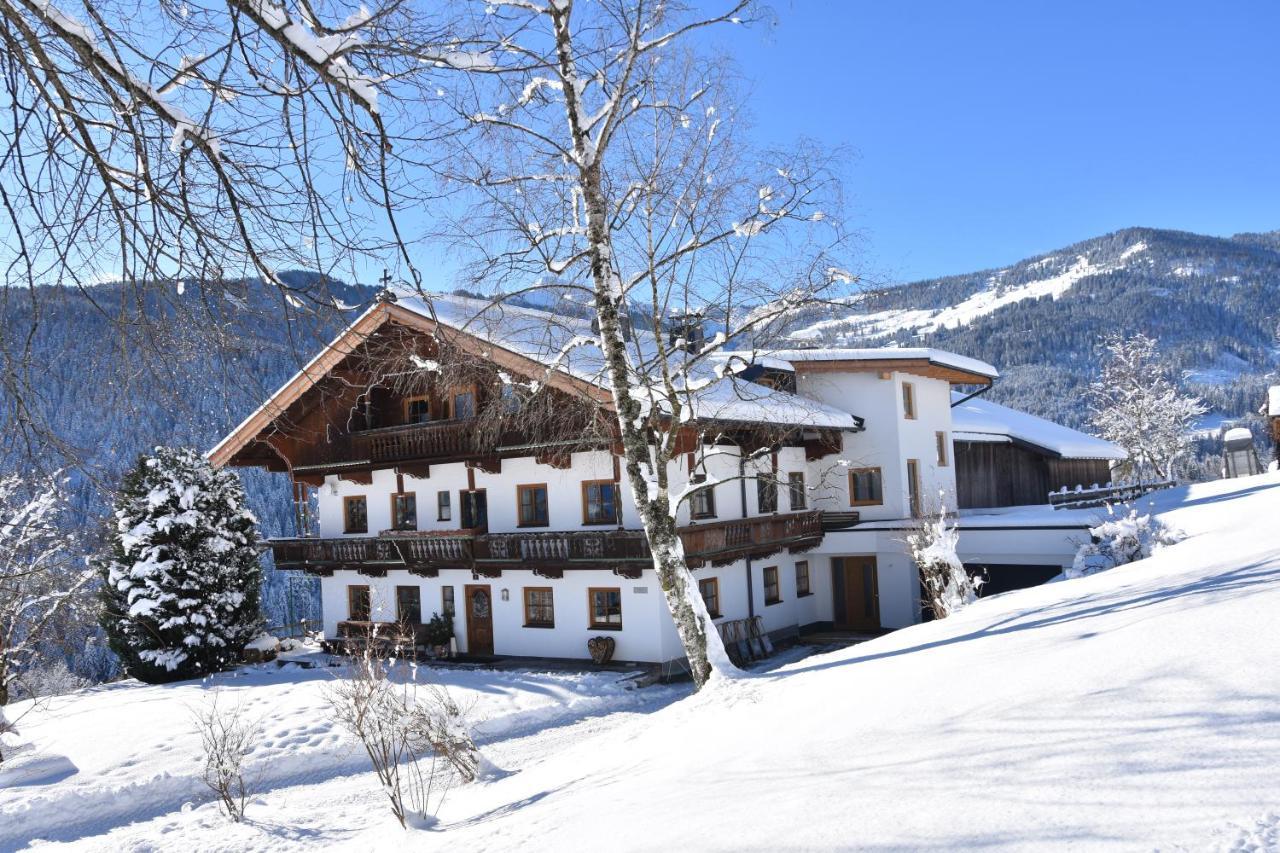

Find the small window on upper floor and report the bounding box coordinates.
[902,382,916,420]
[689,477,717,519]
[437,490,452,522]
[936,431,949,467]
[849,468,883,507]
[517,483,550,527]
[788,472,806,510]
[343,495,368,534]
[756,475,778,514]
[404,396,431,425]
[452,390,476,420]
[698,577,721,618]
[390,492,417,531]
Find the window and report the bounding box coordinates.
[347,585,371,622]
[763,566,781,605]
[441,585,455,617]
[523,587,555,628]
[689,478,716,519]
[390,492,417,531]
[452,390,476,419]
[437,490,452,522]
[517,484,550,527]
[343,495,368,533]
[756,475,778,514]
[396,585,422,625]
[588,587,623,629]
[849,468,883,506]
[902,382,916,419]
[404,396,431,424]
[500,383,523,414]
[788,472,806,510]
[936,431,949,467]
[795,561,811,597]
[907,459,922,518]
[460,490,487,529]
[698,577,721,618]
[582,480,620,525]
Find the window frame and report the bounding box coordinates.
[848,467,884,507]
[403,395,431,425]
[902,381,916,420]
[587,587,623,630]
[451,388,476,420]
[689,478,717,519]
[460,489,487,530]
[437,490,452,522]
[389,491,417,532]
[756,475,778,514]
[936,431,949,467]
[516,483,550,528]
[395,585,422,625]
[795,560,811,597]
[907,458,922,518]
[343,495,369,534]
[762,566,781,606]
[581,479,621,526]
[441,585,455,617]
[523,587,555,628]
[788,471,806,510]
[698,577,721,619]
[347,584,371,622]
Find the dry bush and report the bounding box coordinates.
[325,649,484,829]
[192,692,262,822]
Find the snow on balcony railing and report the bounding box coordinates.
[1048,479,1176,510]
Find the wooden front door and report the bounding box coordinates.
[464,584,494,655]
[832,556,880,631]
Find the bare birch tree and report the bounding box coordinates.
[2,0,858,688]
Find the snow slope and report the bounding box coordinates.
[6,475,1280,851]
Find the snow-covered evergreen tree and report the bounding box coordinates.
[1088,334,1207,481]
[99,447,263,683]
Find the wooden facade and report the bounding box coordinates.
[954,440,1113,509]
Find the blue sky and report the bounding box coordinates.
[709,1,1280,283]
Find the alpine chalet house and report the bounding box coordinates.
[209,291,1123,669]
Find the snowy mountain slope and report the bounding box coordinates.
[781,227,1280,440]
[4,474,1279,851]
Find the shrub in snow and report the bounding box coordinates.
[1068,507,1182,579]
[193,691,261,823]
[907,504,982,618]
[98,447,263,684]
[325,649,487,829]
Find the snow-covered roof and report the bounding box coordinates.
[392,293,860,430]
[209,291,862,464]
[1268,385,1280,417]
[950,392,1127,460]
[731,347,999,382]
[1223,427,1254,445]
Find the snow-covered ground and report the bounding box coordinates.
[5,474,1280,851]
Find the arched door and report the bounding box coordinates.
[464,584,494,655]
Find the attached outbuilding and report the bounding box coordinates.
[949,393,1126,509]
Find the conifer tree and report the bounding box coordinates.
[99,447,263,683]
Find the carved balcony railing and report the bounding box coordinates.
[352,419,477,465]
[472,530,652,565]
[269,510,827,575]
[679,510,825,567]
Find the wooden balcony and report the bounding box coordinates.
[679,510,825,567]
[269,510,826,576]
[352,419,477,464]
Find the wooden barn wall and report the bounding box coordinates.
[956,443,1115,508]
